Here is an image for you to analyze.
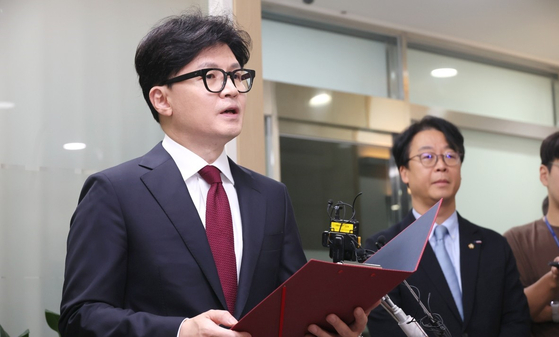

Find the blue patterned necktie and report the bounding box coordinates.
[433,225,463,320]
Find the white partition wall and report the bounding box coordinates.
[0,1,205,335]
[456,129,546,234]
[408,49,555,126]
[262,19,390,97]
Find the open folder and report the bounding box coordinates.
[232,199,441,337]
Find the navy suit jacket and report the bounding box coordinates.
[365,211,530,337]
[60,143,307,336]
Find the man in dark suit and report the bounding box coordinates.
[365,116,530,336]
[59,11,370,337]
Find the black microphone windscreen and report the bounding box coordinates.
[376,235,386,249]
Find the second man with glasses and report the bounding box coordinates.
[365,115,530,336]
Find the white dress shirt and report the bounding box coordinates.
[162,135,243,279]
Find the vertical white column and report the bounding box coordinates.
[208,0,233,16]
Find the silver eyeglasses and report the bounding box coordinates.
[407,151,461,167]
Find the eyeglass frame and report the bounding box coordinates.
[406,151,462,168]
[163,68,256,93]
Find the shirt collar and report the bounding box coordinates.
[412,208,459,241]
[161,134,234,185]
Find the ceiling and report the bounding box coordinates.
[262,0,559,70]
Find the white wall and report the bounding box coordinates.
[408,49,555,126]
[262,19,389,97]
[0,0,204,335]
[456,129,547,234]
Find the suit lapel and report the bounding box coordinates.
[458,214,481,328]
[420,244,463,321]
[138,143,228,311]
[409,211,463,323]
[229,160,266,318]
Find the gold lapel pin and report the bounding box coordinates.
[468,243,474,249]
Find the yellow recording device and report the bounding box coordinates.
[322,193,366,263]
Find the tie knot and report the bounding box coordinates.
[199,165,222,184]
[435,225,449,242]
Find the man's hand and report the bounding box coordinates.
[179,310,251,337]
[305,305,373,337]
[551,257,559,279]
[549,257,559,291]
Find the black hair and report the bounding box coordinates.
[134,10,252,122]
[392,115,465,169]
[543,195,549,215]
[540,131,559,171]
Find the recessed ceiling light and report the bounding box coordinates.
[0,101,15,109]
[309,93,332,107]
[63,142,86,150]
[431,68,458,78]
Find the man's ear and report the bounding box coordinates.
[149,86,172,117]
[399,165,409,185]
[541,164,550,187]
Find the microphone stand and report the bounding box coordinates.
[321,197,451,337]
[375,239,452,337]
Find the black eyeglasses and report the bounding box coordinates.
[164,68,256,93]
[406,151,461,167]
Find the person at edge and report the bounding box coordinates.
[365,115,530,336]
[504,131,559,337]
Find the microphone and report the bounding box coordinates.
[375,236,427,336]
[375,236,451,337]
[375,235,386,250]
[380,296,427,337]
[321,196,450,336]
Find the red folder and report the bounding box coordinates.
[232,199,441,337]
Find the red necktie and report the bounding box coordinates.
[198,165,237,314]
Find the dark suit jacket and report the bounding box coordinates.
[365,211,530,337]
[59,143,307,336]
